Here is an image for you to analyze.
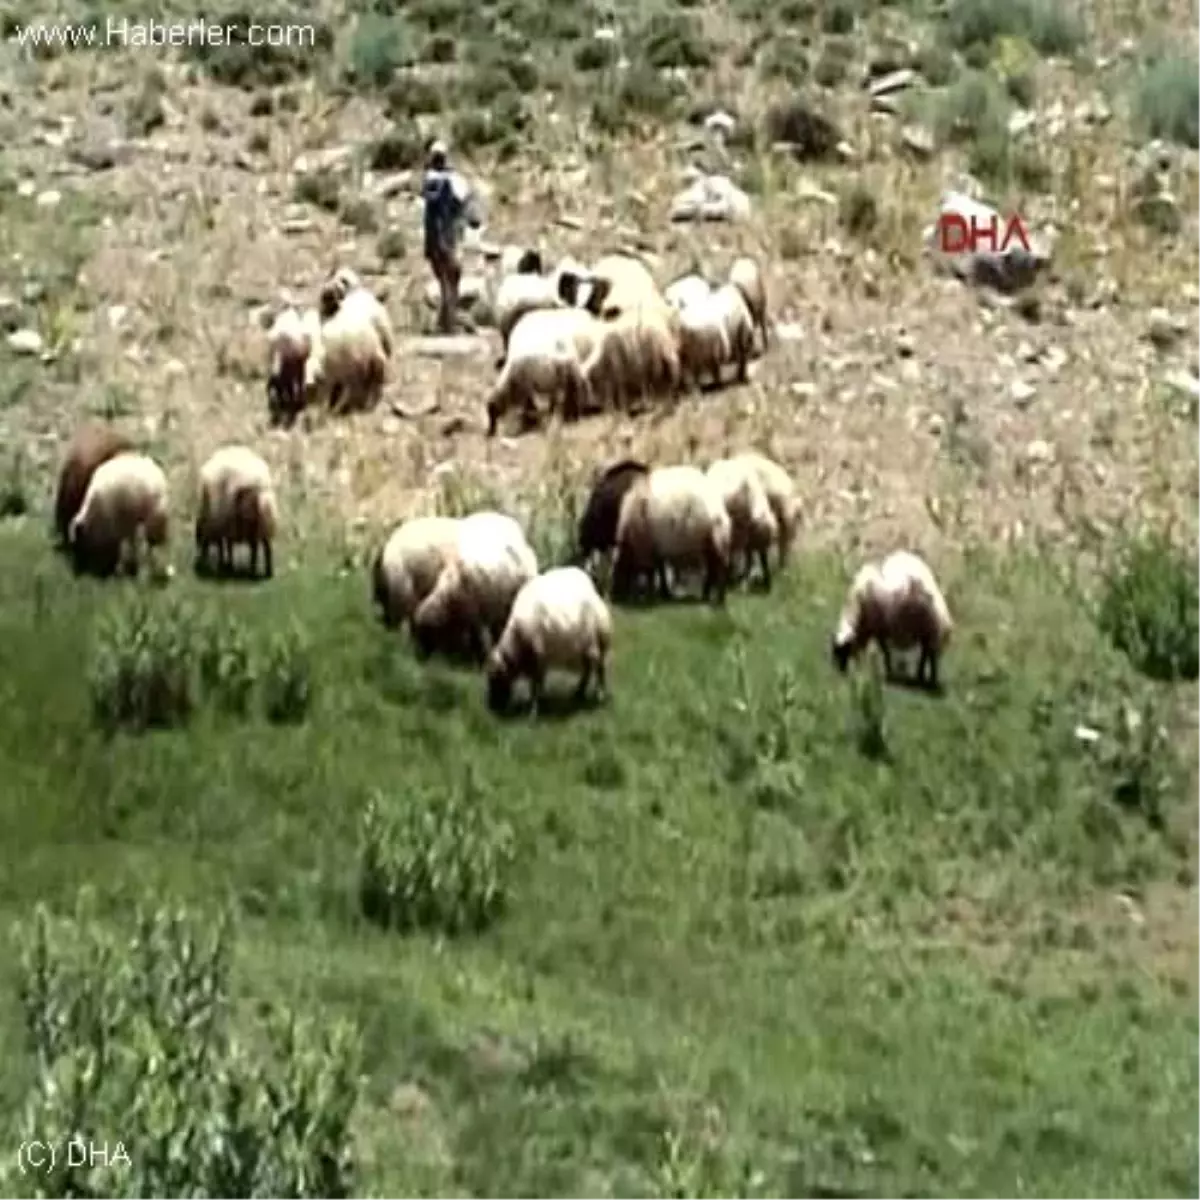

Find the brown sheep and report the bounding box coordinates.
[53,422,134,550]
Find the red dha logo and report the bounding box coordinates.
[937,211,1031,254]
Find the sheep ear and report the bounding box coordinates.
[588,276,614,314]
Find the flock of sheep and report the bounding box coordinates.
[47,247,954,714]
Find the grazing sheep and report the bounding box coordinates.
[68,451,171,580]
[194,444,278,579]
[53,422,134,549]
[562,252,664,320]
[266,306,322,425]
[581,303,682,412]
[709,283,756,383]
[732,452,800,566]
[412,512,538,661]
[486,566,613,714]
[575,458,652,569]
[494,269,564,359]
[485,307,601,436]
[676,297,732,390]
[705,457,779,588]
[612,464,732,605]
[728,255,769,351]
[320,268,394,357]
[306,304,388,416]
[664,271,713,313]
[832,550,953,688]
[371,514,462,631]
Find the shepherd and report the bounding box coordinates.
[422,138,482,334]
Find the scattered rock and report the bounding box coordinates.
[406,334,492,359]
[7,329,43,356]
[669,174,751,223]
[871,94,903,116]
[16,179,35,198]
[107,305,128,331]
[292,146,354,176]
[776,322,804,341]
[895,331,915,358]
[424,275,487,311]
[1041,346,1068,377]
[1010,379,1037,408]
[899,125,935,160]
[556,215,584,231]
[1024,439,1053,467]
[835,139,858,162]
[1162,369,1200,402]
[0,295,22,333]
[703,109,736,136]
[868,68,916,97]
[36,189,61,209]
[1132,189,1182,235]
[795,179,837,206]
[1007,109,1036,137]
[280,218,314,235]
[69,130,130,171]
[1146,307,1187,350]
[370,170,412,199]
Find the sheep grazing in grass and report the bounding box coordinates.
[371,514,462,631]
[705,456,779,588]
[53,421,134,549]
[582,304,681,412]
[832,550,953,689]
[320,267,394,357]
[492,251,591,367]
[266,306,322,426]
[68,451,172,581]
[728,255,769,352]
[485,307,601,436]
[485,566,613,715]
[730,451,800,567]
[411,511,538,661]
[575,458,652,571]
[194,444,279,579]
[612,464,732,605]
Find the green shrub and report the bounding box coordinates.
[345,13,415,89]
[383,73,443,118]
[944,0,1084,57]
[639,12,713,70]
[368,127,425,171]
[293,170,342,212]
[183,10,333,88]
[89,596,196,734]
[838,181,878,237]
[261,626,314,724]
[358,774,514,935]
[7,895,361,1198]
[821,0,858,35]
[196,612,257,716]
[1132,52,1199,148]
[759,33,810,85]
[0,449,29,518]
[934,67,1011,144]
[1097,531,1198,682]
[574,37,617,72]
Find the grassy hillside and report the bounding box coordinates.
[0,0,1196,1192]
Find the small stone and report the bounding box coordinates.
[1024,438,1053,465]
[896,331,915,358]
[704,110,736,136]
[370,171,412,199]
[899,125,934,160]
[7,328,43,355]
[292,145,354,176]
[1010,379,1037,408]
[36,189,61,209]
[1146,307,1186,350]
[164,359,186,377]
[868,68,916,97]
[280,218,314,235]
[107,304,128,330]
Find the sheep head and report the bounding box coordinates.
[485,649,515,712]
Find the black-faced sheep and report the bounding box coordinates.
[575,458,652,569]
[68,451,171,580]
[411,512,538,661]
[371,514,461,631]
[612,464,732,605]
[485,565,613,714]
[53,422,134,549]
[266,306,322,426]
[705,456,779,588]
[728,255,769,352]
[194,444,279,579]
[832,550,953,689]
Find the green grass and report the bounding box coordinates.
[1132,50,1200,148]
[0,520,1195,1196]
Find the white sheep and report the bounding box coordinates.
[194,444,279,579]
[371,514,462,631]
[321,268,394,357]
[485,307,602,436]
[705,457,779,588]
[306,303,388,416]
[832,550,953,689]
[732,452,800,566]
[612,464,732,605]
[728,255,769,352]
[581,303,682,412]
[266,306,323,425]
[68,451,172,581]
[412,511,539,660]
[485,565,613,714]
[676,297,732,391]
[663,271,713,313]
[708,283,756,383]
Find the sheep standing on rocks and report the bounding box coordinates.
[832,550,953,689]
[194,444,279,579]
[612,464,732,605]
[705,456,779,587]
[266,306,322,426]
[485,307,600,435]
[371,514,462,631]
[575,458,652,572]
[53,421,134,549]
[485,566,613,715]
[412,511,538,661]
[68,451,171,580]
[728,255,769,352]
[732,452,800,567]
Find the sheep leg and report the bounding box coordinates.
[758,544,773,590]
[573,661,593,705]
[655,559,671,601]
[879,641,896,682]
[248,539,258,578]
[528,666,546,717]
[262,539,274,580]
